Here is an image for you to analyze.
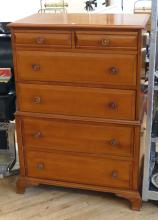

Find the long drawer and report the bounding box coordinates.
[26,150,132,189]
[18,84,136,120]
[22,117,134,157]
[16,51,137,87]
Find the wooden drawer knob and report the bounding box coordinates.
[34,132,42,139]
[32,64,40,71]
[108,102,117,110]
[101,39,110,47]
[111,171,118,178]
[109,67,119,75]
[36,37,45,44]
[33,96,41,104]
[36,163,44,170]
[109,138,118,146]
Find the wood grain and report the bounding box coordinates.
[17,83,136,120]
[75,31,138,50]
[14,31,72,48]
[8,13,150,29]
[26,150,132,190]
[0,176,158,220]
[22,117,134,157]
[16,51,137,87]
[9,13,149,210]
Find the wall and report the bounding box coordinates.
[0,0,39,21]
[0,0,141,22]
[123,0,138,13]
[112,0,138,13]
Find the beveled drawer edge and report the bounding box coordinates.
[24,176,137,194]
[75,31,138,35]
[15,111,141,126]
[15,79,137,90]
[14,47,138,54]
[13,29,139,35]
[14,29,72,34]
[25,146,134,161]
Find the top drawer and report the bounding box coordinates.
[75,31,138,50]
[14,31,72,48]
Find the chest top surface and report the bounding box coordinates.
[8,13,149,30]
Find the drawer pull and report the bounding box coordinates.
[101,39,110,47]
[109,138,118,146]
[109,67,119,75]
[36,37,45,44]
[108,102,117,110]
[33,96,41,104]
[34,132,42,139]
[32,64,40,71]
[36,163,44,170]
[111,171,118,178]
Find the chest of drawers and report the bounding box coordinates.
[9,13,149,210]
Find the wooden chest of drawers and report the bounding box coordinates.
[9,13,149,210]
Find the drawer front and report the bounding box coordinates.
[18,84,136,120]
[22,117,134,157]
[16,51,136,87]
[14,31,72,48]
[75,31,138,50]
[26,151,132,189]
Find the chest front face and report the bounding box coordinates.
[9,13,149,211]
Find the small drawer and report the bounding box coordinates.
[75,31,138,50]
[22,117,134,157]
[26,151,132,189]
[16,51,137,87]
[14,31,72,48]
[18,84,136,120]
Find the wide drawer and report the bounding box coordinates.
[18,84,136,120]
[26,151,132,189]
[75,31,138,50]
[14,31,72,48]
[16,51,137,87]
[22,117,134,157]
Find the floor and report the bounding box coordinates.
[0,176,158,220]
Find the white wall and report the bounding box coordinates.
[0,0,39,21]
[67,0,85,13]
[0,0,140,22]
[112,0,138,13]
[123,0,138,13]
[0,0,86,21]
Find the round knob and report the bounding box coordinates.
[36,37,45,44]
[109,138,118,146]
[36,163,44,170]
[34,132,42,139]
[101,39,110,47]
[111,171,118,178]
[32,64,40,71]
[109,67,119,75]
[108,102,117,110]
[33,96,41,104]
